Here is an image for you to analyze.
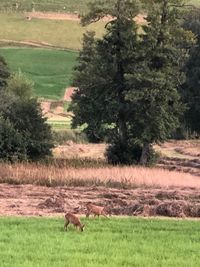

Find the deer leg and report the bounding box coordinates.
[103,213,108,218]
[64,219,69,231]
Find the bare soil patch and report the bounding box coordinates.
[1,184,200,218]
[63,87,76,101]
[40,101,51,114]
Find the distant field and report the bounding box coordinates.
[0,0,199,13]
[0,13,105,50]
[0,47,78,99]
[0,0,92,13]
[0,217,200,267]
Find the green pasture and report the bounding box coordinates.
[0,47,78,99]
[0,13,105,50]
[0,217,200,267]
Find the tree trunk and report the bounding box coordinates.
[118,109,127,145]
[140,142,150,165]
[116,0,128,146]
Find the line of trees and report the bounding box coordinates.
[70,0,199,165]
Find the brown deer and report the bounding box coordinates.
[64,213,85,232]
[86,202,110,218]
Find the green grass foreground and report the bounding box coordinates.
[0,217,200,267]
[0,47,77,99]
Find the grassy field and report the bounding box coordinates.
[0,13,105,50]
[0,217,200,267]
[0,47,78,99]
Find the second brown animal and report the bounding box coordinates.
[86,202,110,218]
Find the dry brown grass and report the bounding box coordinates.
[0,161,200,188]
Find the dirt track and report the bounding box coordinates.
[25,12,146,24]
[1,183,200,218]
[25,12,81,21]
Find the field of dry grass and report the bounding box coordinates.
[0,161,199,189]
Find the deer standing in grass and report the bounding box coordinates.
[64,213,85,232]
[86,202,110,218]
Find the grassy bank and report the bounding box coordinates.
[0,217,199,267]
[0,47,77,99]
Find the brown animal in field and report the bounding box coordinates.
[86,202,110,218]
[64,213,85,232]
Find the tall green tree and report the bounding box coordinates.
[71,0,140,154]
[70,31,106,142]
[129,0,194,163]
[182,8,200,135]
[71,0,193,165]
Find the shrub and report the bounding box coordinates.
[106,140,159,166]
[106,141,142,165]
